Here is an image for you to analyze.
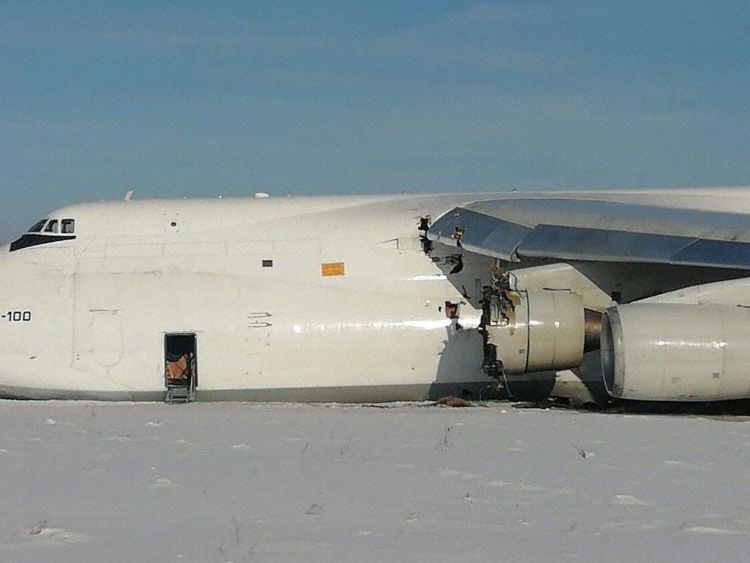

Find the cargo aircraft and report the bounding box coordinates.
[3,188,750,404]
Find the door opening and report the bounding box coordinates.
[164,333,197,403]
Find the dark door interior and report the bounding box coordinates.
[164,333,197,389]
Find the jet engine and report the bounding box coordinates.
[601,303,750,401]
[481,288,590,377]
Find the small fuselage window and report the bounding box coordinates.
[44,220,59,234]
[61,219,75,234]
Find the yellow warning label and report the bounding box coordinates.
[321,262,346,277]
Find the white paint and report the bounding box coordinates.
[3,187,750,402]
[0,193,489,400]
[409,274,448,281]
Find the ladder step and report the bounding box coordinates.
[165,386,192,404]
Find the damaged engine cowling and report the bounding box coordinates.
[601,303,750,401]
[482,288,591,376]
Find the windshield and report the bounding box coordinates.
[27,219,47,233]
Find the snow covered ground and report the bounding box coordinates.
[0,400,749,562]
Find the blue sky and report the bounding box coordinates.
[1,1,749,242]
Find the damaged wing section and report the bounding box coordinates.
[427,207,530,262]
[428,199,750,270]
[426,196,750,405]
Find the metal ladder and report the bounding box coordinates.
[165,384,193,404]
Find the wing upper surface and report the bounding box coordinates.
[427,198,750,270]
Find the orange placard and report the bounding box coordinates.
[321,262,346,277]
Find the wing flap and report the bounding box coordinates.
[673,239,750,270]
[517,225,697,264]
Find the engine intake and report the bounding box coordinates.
[601,303,750,401]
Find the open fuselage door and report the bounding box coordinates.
[165,333,197,403]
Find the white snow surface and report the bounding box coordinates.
[0,400,749,562]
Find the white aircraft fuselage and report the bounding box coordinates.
[0,194,494,401]
[5,188,750,403]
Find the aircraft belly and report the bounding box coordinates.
[0,382,493,402]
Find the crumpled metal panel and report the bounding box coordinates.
[428,207,530,261]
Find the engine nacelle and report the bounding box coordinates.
[601,303,750,401]
[483,289,585,374]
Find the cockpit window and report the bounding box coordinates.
[28,219,47,233]
[11,216,77,252]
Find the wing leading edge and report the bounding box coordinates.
[428,198,750,270]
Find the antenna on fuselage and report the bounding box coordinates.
[124,190,134,201]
